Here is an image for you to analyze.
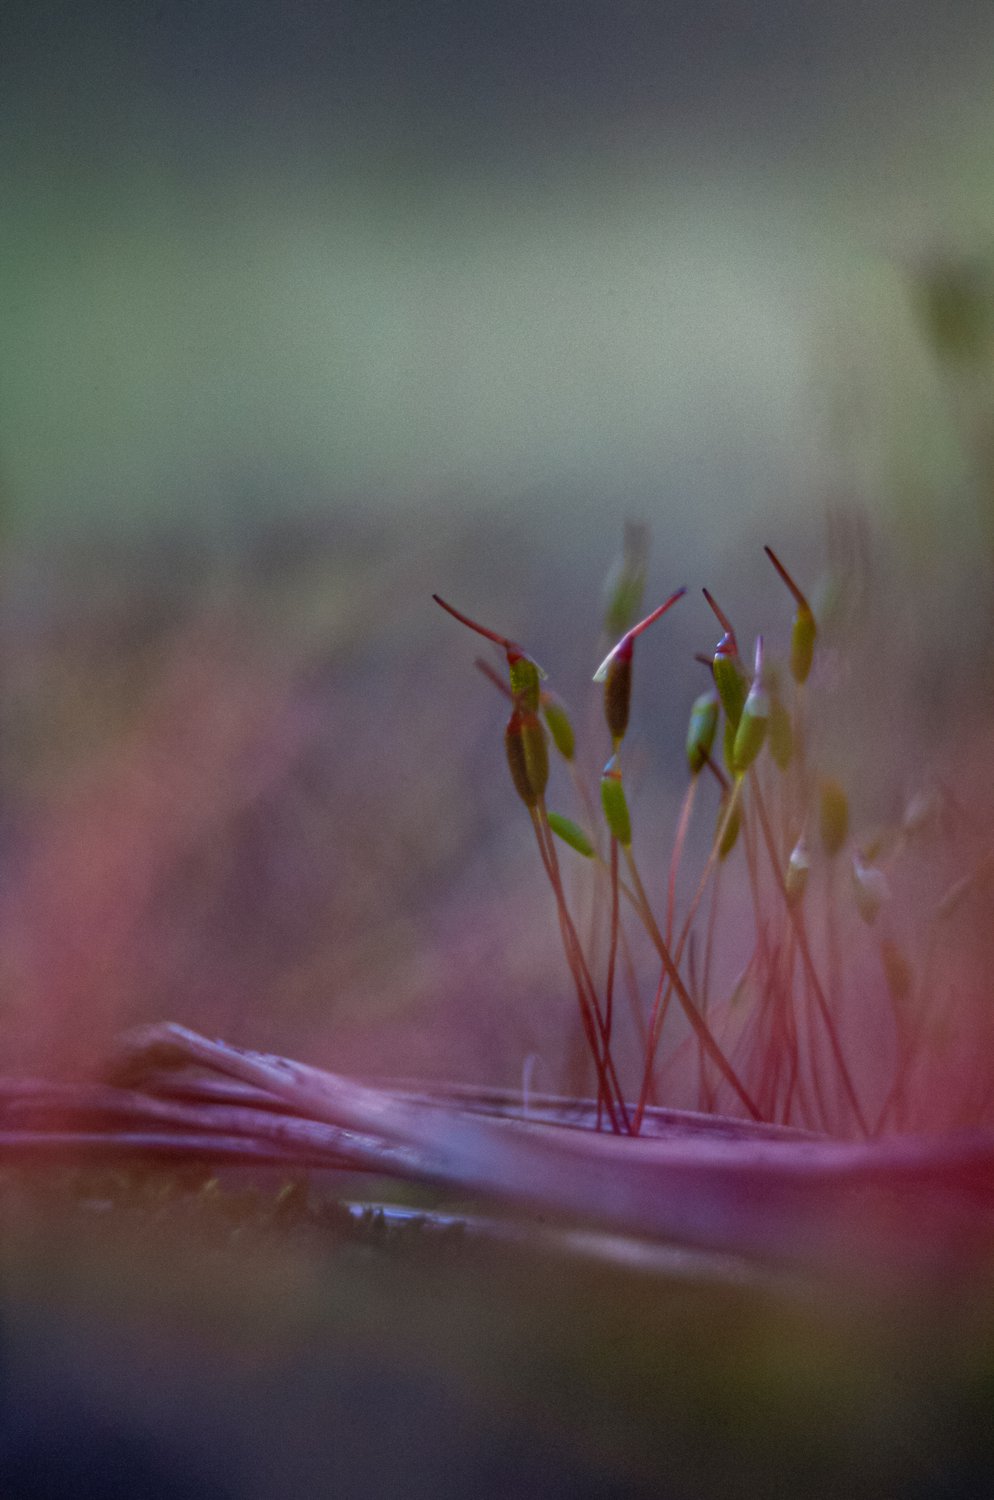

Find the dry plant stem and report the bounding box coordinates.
[623,845,763,1123]
[99,1023,994,1276]
[749,779,870,1136]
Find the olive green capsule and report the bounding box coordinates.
[819,777,849,858]
[790,605,817,685]
[504,710,549,808]
[768,690,793,771]
[686,689,719,776]
[600,756,632,847]
[851,854,889,925]
[603,645,633,745]
[717,797,741,860]
[713,647,747,729]
[732,638,770,774]
[508,652,543,714]
[785,836,810,905]
[722,715,737,776]
[764,547,817,684]
[546,812,595,858]
[541,693,575,761]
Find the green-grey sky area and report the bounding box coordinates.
[3,3,994,566]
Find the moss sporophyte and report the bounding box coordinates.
[434,538,972,1139]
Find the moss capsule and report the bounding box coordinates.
[505,710,549,807]
[790,605,817,685]
[768,690,793,770]
[546,812,595,858]
[732,637,769,774]
[603,641,633,745]
[686,689,719,776]
[600,756,632,847]
[541,693,575,761]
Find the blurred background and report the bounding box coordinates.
[3,0,994,1089]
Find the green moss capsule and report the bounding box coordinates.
[732,638,769,774]
[713,646,747,730]
[600,755,632,847]
[541,693,575,761]
[686,689,719,776]
[790,605,817,685]
[546,812,595,858]
[764,547,817,685]
[505,710,549,807]
[819,777,849,858]
[768,690,793,770]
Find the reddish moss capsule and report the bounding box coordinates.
[600,755,632,847]
[593,588,686,747]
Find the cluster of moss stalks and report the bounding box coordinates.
[435,531,972,1140]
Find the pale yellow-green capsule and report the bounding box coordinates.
[819,777,849,858]
[546,812,595,858]
[713,648,747,730]
[851,854,889,925]
[685,689,719,776]
[541,693,575,762]
[717,798,741,860]
[504,710,549,808]
[732,639,770,774]
[600,755,632,847]
[732,691,769,773]
[768,692,793,771]
[790,605,817,685]
[785,837,810,905]
[764,547,817,685]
